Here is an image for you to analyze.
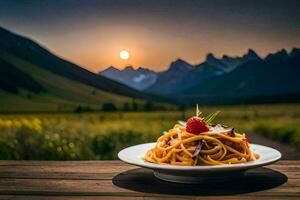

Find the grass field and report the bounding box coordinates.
[0,51,175,113]
[0,104,299,160]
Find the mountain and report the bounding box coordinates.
[290,48,300,58]
[180,48,300,104]
[99,45,300,105]
[205,53,228,71]
[0,26,174,112]
[167,59,194,72]
[100,66,157,90]
[0,27,152,99]
[0,58,46,94]
[144,48,300,105]
[265,49,290,63]
[220,49,260,72]
[145,59,194,95]
[3,23,297,109]
[146,50,261,96]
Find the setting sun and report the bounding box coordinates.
[120,50,130,60]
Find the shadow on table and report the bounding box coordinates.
[112,167,287,195]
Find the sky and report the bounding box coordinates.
[0,0,300,72]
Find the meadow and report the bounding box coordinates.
[0,103,299,160]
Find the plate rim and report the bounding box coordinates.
[118,142,282,171]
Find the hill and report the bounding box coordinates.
[0,27,156,98]
[0,27,174,112]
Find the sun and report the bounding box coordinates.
[120,50,130,60]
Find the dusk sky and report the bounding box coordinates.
[0,0,300,72]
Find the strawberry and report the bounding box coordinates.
[186,117,209,134]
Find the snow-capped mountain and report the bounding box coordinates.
[100,66,157,90]
[99,48,300,105]
[101,50,261,93]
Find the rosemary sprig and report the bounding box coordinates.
[194,105,221,124]
[203,110,221,124]
[196,104,202,117]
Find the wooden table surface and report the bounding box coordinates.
[0,160,298,199]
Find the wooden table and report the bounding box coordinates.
[0,160,298,199]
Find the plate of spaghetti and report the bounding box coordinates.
[118,108,281,183]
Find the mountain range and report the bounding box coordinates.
[0,26,173,112]
[101,48,300,105]
[1,24,299,112]
[100,66,157,90]
[147,49,262,96]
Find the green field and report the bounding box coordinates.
[0,104,299,160]
[0,50,176,113]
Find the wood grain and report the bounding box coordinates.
[0,160,298,199]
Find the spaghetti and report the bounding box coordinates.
[144,123,260,166]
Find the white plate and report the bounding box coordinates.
[118,143,281,183]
